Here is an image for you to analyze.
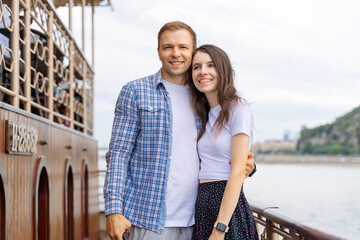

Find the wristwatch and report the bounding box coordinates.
[214,221,229,233]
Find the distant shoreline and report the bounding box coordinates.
[254,154,360,165]
[98,148,360,165]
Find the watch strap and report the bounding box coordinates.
[249,163,257,177]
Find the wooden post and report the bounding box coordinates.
[82,65,87,134]
[266,220,279,240]
[91,74,94,136]
[24,0,32,112]
[69,42,74,129]
[10,0,20,107]
[92,1,95,68]
[47,11,54,121]
[82,0,85,51]
[69,0,73,31]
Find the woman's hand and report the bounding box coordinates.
[208,229,225,240]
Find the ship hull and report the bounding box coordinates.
[0,102,99,239]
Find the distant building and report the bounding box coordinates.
[252,140,297,154]
[283,130,291,141]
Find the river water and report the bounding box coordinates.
[244,163,360,235]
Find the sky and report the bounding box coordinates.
[57,0,360,147]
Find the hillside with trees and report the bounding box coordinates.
[297,106,360,155]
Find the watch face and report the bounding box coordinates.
[217,222,227,232]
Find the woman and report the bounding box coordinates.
[188,45,258,240]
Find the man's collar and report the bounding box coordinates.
[152,69,164,88]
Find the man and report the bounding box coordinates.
[104,21,255,240]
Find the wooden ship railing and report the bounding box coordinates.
[249,199,358,240]
[0,0,111,135]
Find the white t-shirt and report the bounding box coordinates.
[198,101,253,180]
[162,80,199,227]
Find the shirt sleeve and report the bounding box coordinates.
[103,82,139,215]
[230,102,253,139]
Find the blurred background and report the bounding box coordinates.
[56,0,360,235]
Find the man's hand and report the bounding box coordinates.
[228,151,255,177]
[106,213,131,240]
[245,151,255,177]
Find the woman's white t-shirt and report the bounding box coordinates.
[198,101,253,180]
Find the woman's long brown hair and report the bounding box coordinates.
[187,44,242,141]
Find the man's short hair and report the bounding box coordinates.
[158,21,197,49]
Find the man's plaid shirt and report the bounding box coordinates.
[104,69,199,232]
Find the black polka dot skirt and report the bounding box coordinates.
[192,181,258,240]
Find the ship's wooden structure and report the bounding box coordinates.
[0,0,111,239]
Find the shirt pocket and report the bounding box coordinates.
[138,104,166,119]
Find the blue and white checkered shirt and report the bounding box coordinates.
[104,69,199,232]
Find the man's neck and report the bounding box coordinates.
[161,70,187,86]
